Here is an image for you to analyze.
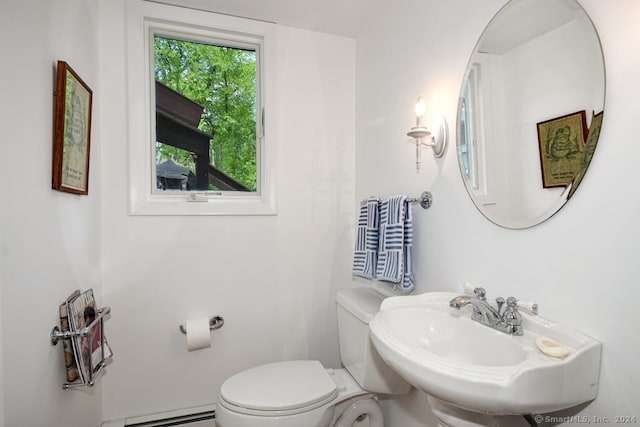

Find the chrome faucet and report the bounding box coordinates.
[449,287,523,336]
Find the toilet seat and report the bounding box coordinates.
[219,360,339,417]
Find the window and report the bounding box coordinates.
[153,34,258,193]
[126,1,275,215]
[459,62,491,203]
[460,73,478,190]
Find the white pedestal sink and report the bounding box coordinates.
[369,292,602,424]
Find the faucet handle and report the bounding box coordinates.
[462,283,487,300]
[504,297,522,322]
[503,297,523,335]
[516,300,538,315]
[473,287,487,300]
[462,282,475,294]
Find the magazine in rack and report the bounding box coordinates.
[67,288,113,384]
[59,290,81,382]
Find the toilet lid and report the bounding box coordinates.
[220,360,338,412]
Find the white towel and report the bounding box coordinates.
[352,197,380,279]
[376,196,415,293]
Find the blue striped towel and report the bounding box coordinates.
[376,196,415,293]
[352,197,380,279]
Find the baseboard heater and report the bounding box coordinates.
[123,405,215,427]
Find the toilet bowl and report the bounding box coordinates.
[216,361,380,427]
[215,288,411,427]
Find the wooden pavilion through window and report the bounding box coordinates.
[155,81,250,191]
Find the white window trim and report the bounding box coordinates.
[464,59,495,207]
[126,0,276,215]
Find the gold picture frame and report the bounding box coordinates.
[537,111,588,188]
[52,61,93,195]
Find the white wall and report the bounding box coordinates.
[0,0,103,426]
[97,0,355,420]
[356,0,640,424]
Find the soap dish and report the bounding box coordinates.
[535,336,571,359]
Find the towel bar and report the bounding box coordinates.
[406,191,433,209]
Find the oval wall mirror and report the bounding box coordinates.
[456,0,605,229]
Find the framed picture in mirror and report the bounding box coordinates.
[537,111,587,188]
[568,111,604,199]
[52,61,93,195]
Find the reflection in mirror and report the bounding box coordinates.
[457,0,605,229]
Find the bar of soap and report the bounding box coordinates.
[535,336,571,359]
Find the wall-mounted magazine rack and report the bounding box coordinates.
[51,306,111,389]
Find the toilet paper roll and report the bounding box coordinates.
[185,317,212,351]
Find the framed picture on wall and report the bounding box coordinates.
[536,111,588,188]
[52,60,93,195]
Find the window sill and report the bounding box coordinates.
[129,192,276,216]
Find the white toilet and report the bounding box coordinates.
[215,287,411,427]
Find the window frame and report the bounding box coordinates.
[460,60,494,206]
[126,0,276,215]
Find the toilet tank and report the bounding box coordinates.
[336,287,411,395]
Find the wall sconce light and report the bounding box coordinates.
[406,96,448,171]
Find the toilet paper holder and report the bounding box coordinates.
[179,315,224,334]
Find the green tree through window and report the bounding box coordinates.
[154,34,257,191]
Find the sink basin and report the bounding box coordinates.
[369,292,602,415]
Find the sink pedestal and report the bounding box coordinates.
[428,397,529,427]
